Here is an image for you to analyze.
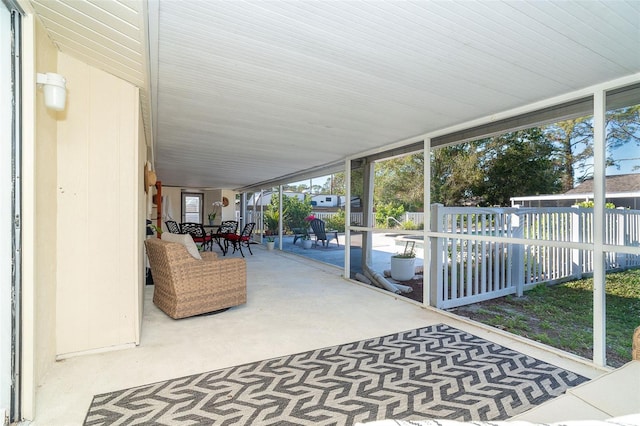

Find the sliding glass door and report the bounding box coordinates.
[0,0,22,420]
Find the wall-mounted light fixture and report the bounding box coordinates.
[36,72,67,111]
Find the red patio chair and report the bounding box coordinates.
[226,222,255,257]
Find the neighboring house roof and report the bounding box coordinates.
[510,174,640,209]
[564,174,640,195]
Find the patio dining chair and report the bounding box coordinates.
[309,218,339,248]
[180,222,213,250]
[226,222,255,257]
[211,220,239,255]
[165,220,181,234]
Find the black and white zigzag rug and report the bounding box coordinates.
[84,324,587,425]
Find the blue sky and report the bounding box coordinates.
[607,143,639,175]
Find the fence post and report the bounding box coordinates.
[615,208,626,269]
[571,206,583,279]
[430,204,444,307]
[510,208,525,296]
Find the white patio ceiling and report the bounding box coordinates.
[31,1,640,190]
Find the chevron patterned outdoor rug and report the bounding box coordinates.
[84,324,587,425]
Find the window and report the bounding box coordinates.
[182,193,203,223]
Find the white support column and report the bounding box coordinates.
[593,89,607,367]
[259,189,264,243]
[240,193,247,229]
[423,139,431,306]
[362,160,375,266]
[430,204,444,307]
[278,185,283,250]
[344,159,351,278]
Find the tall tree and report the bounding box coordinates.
[430,143,482,206]
[544,106,640,189]
[332,163,364,199]
[478,128,562,206]
[374,153,424,211]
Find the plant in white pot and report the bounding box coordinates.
[208,201,223,226]
[301,234,312,249]
[301,214,315,249]
[390,242,416,281]
[265,236,276,250]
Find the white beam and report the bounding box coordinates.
[278,186,283,251]
[423,138,431,307]
[592,89,607,367]
[344,159,351,279]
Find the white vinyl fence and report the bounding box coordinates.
[431,205,640,309]
[246,210,363,231]
[247,205,639,309]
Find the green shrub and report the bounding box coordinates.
[575,200,616,209]
[263,199,282,233]
[325,210,346,232]
[283,194,312,232]
[402,220,424,230]
[375,202,405,227]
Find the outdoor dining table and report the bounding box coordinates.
[204,221,239,255]
[203,225,226,253]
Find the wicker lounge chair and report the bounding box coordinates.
[145,237,246,319]
[633,326,640,361]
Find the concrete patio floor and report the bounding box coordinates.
[33,246,627,425]
[268,232,424,276]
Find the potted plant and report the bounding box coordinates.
[265,236,276,250]
[390,242,416,281]
[149,223,162,236]
[208,201,223,225]
[301,214,315,249]
[301,234,312,249]
[264,204,282,236]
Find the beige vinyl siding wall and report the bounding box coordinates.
[137,105,147,337]
[55,52,142,357]
[33,16,59,386]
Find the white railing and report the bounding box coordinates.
[248,205,640,309]
[432,205,640,309]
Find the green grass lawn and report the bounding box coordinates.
[451,269,640,367]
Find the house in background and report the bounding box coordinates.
[247,192,353,209]
[511,174,640,209]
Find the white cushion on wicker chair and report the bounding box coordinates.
[161,233,202,259]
